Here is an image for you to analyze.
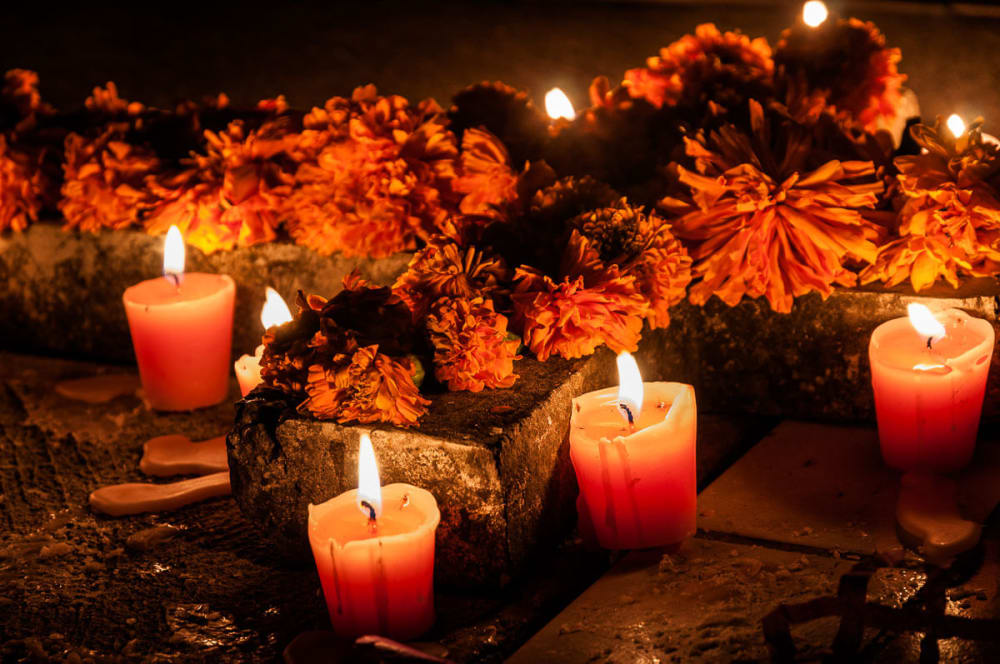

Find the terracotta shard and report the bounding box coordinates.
[54,374,140,404]
[89,472,231,517]
[139,434,229,477]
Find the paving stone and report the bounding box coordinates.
[0,224,411,363]
[698,420,1000,557]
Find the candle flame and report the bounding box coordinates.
[907,303,947,344]
[357,433,382,520]
[545,87,575,121]
[802,1,828,27]
[616,352,643,424]
[260,287,293,330]
[163,225,185,282]
[947,114,966,139]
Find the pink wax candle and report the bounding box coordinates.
[870,304,995,472]
[308,433,440,640]
[123,226,235,411]
[569,352,697,550]
[234,287,292,397]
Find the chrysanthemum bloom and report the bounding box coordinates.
[861,120,1000,291]
[452,128,520,218]
[624,24,774,111]
[448,81,549,167]
[2,69,54,132]
[393,235,508,319]
[513,231,649,361]
[301,344,429,426]
[775,18,905,134]
[575,199,692,328]
[663,100,883,313]
[0,134,50,232]
[59,127,161,232]
[145,119,294,253]
[426,296,520,392]
[284,86,459,258]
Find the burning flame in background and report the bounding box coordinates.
[545,87,576,121]
[260,287,293,330]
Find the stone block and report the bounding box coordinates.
[0,224,411,363]
[656,279,1000,422]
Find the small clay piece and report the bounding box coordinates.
[125,525,182,552]
[896,472,982,564]
[139,435,228,477]
[89,472,231,517]
[54,374,140,404]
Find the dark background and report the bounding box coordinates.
[3,1,1000,128]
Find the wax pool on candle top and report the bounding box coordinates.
[870,308,994,472]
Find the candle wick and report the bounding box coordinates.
[165,272,181,290]
[360,499,378,534]
[927,336,933,350]
[619,403,635,431]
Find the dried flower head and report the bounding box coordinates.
[284,86,459,257]
[512,231,649,361]
[664,100,883,313]
[145,119,294,253]
[0,134,51,232]
[59,127,161,232]
[624,24,774,111]
[861,119,1000,290]
[393,235,509,319]
[262,276,429,426]
[426,296,520,392]
[574,199,692,328]
[775,18,905,133]
[448,81,549,167]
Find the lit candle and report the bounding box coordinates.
[122,226,235,411]
[308,433,440,640]
[569,352,697,549]
[869,304,995,472]
[545,87,576,122]
[802,1,828,28]
[234,287,292,397]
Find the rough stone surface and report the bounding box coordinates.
[0,223,411,363]
[0,351,617,663]
[658,279,1000,422]
[698,420,1000,558]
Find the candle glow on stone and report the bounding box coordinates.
[357,433,383,519]
[907,302,946,347]
[545,87,575,121]
[802,1,828,28]
[163,225,185,284]
[947,113,966,138]
[616,351,644,424]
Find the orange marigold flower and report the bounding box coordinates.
[775,18,905,133]
[861,120,1000,291]
[624,24,774,110]
[0,134,50,232]
[59,127,161,232]
[393,235,508,319]
[301,344,429,427]
[2,69,54,132]
[512,231,648,361]
[85,82,145,116]
[664,100,883,313]
[145,119,294,253]
[426,296,520,392]
[284,86,459,258]
[453,128,519,218]
[575,199,692,328]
